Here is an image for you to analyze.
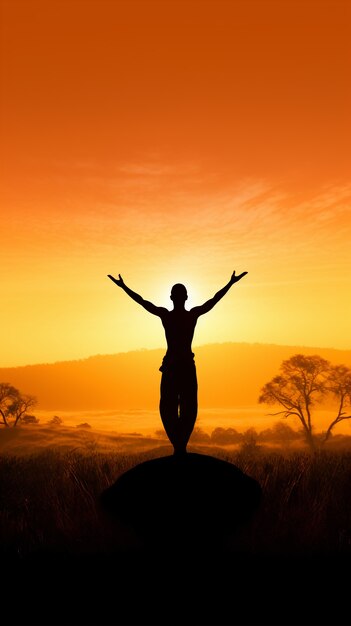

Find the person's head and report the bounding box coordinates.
[170,283,188,305]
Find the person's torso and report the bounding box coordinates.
[161,309,198,356]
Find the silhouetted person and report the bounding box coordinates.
[107,270,247,454]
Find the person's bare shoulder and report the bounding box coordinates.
[156,306,169,318]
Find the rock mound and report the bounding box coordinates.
[100,452,262,547]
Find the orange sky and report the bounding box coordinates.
[1,0,350,367]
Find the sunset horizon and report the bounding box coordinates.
[2,340,351,438]
[2,337,351,370]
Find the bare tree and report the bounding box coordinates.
[324,364,351,442]
[0,383,37,427]
[0,383,20,427]
[258,354,332,451]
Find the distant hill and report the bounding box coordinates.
[1,342,351,411]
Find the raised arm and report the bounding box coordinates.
[107,274,167,317]
[192,270,248,317]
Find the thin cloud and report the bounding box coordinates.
[3,175,350,278]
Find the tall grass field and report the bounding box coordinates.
[1,446,350,625]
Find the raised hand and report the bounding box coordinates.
[107,273,125,287]
[231,270,248,283]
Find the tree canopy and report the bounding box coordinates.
[259,354,351,450]
[0,383,37,427]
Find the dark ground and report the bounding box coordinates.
[3,452,349,626]
[3,550,350,626]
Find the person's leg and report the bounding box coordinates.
[159,370,181,451]
[178,364,198,452]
